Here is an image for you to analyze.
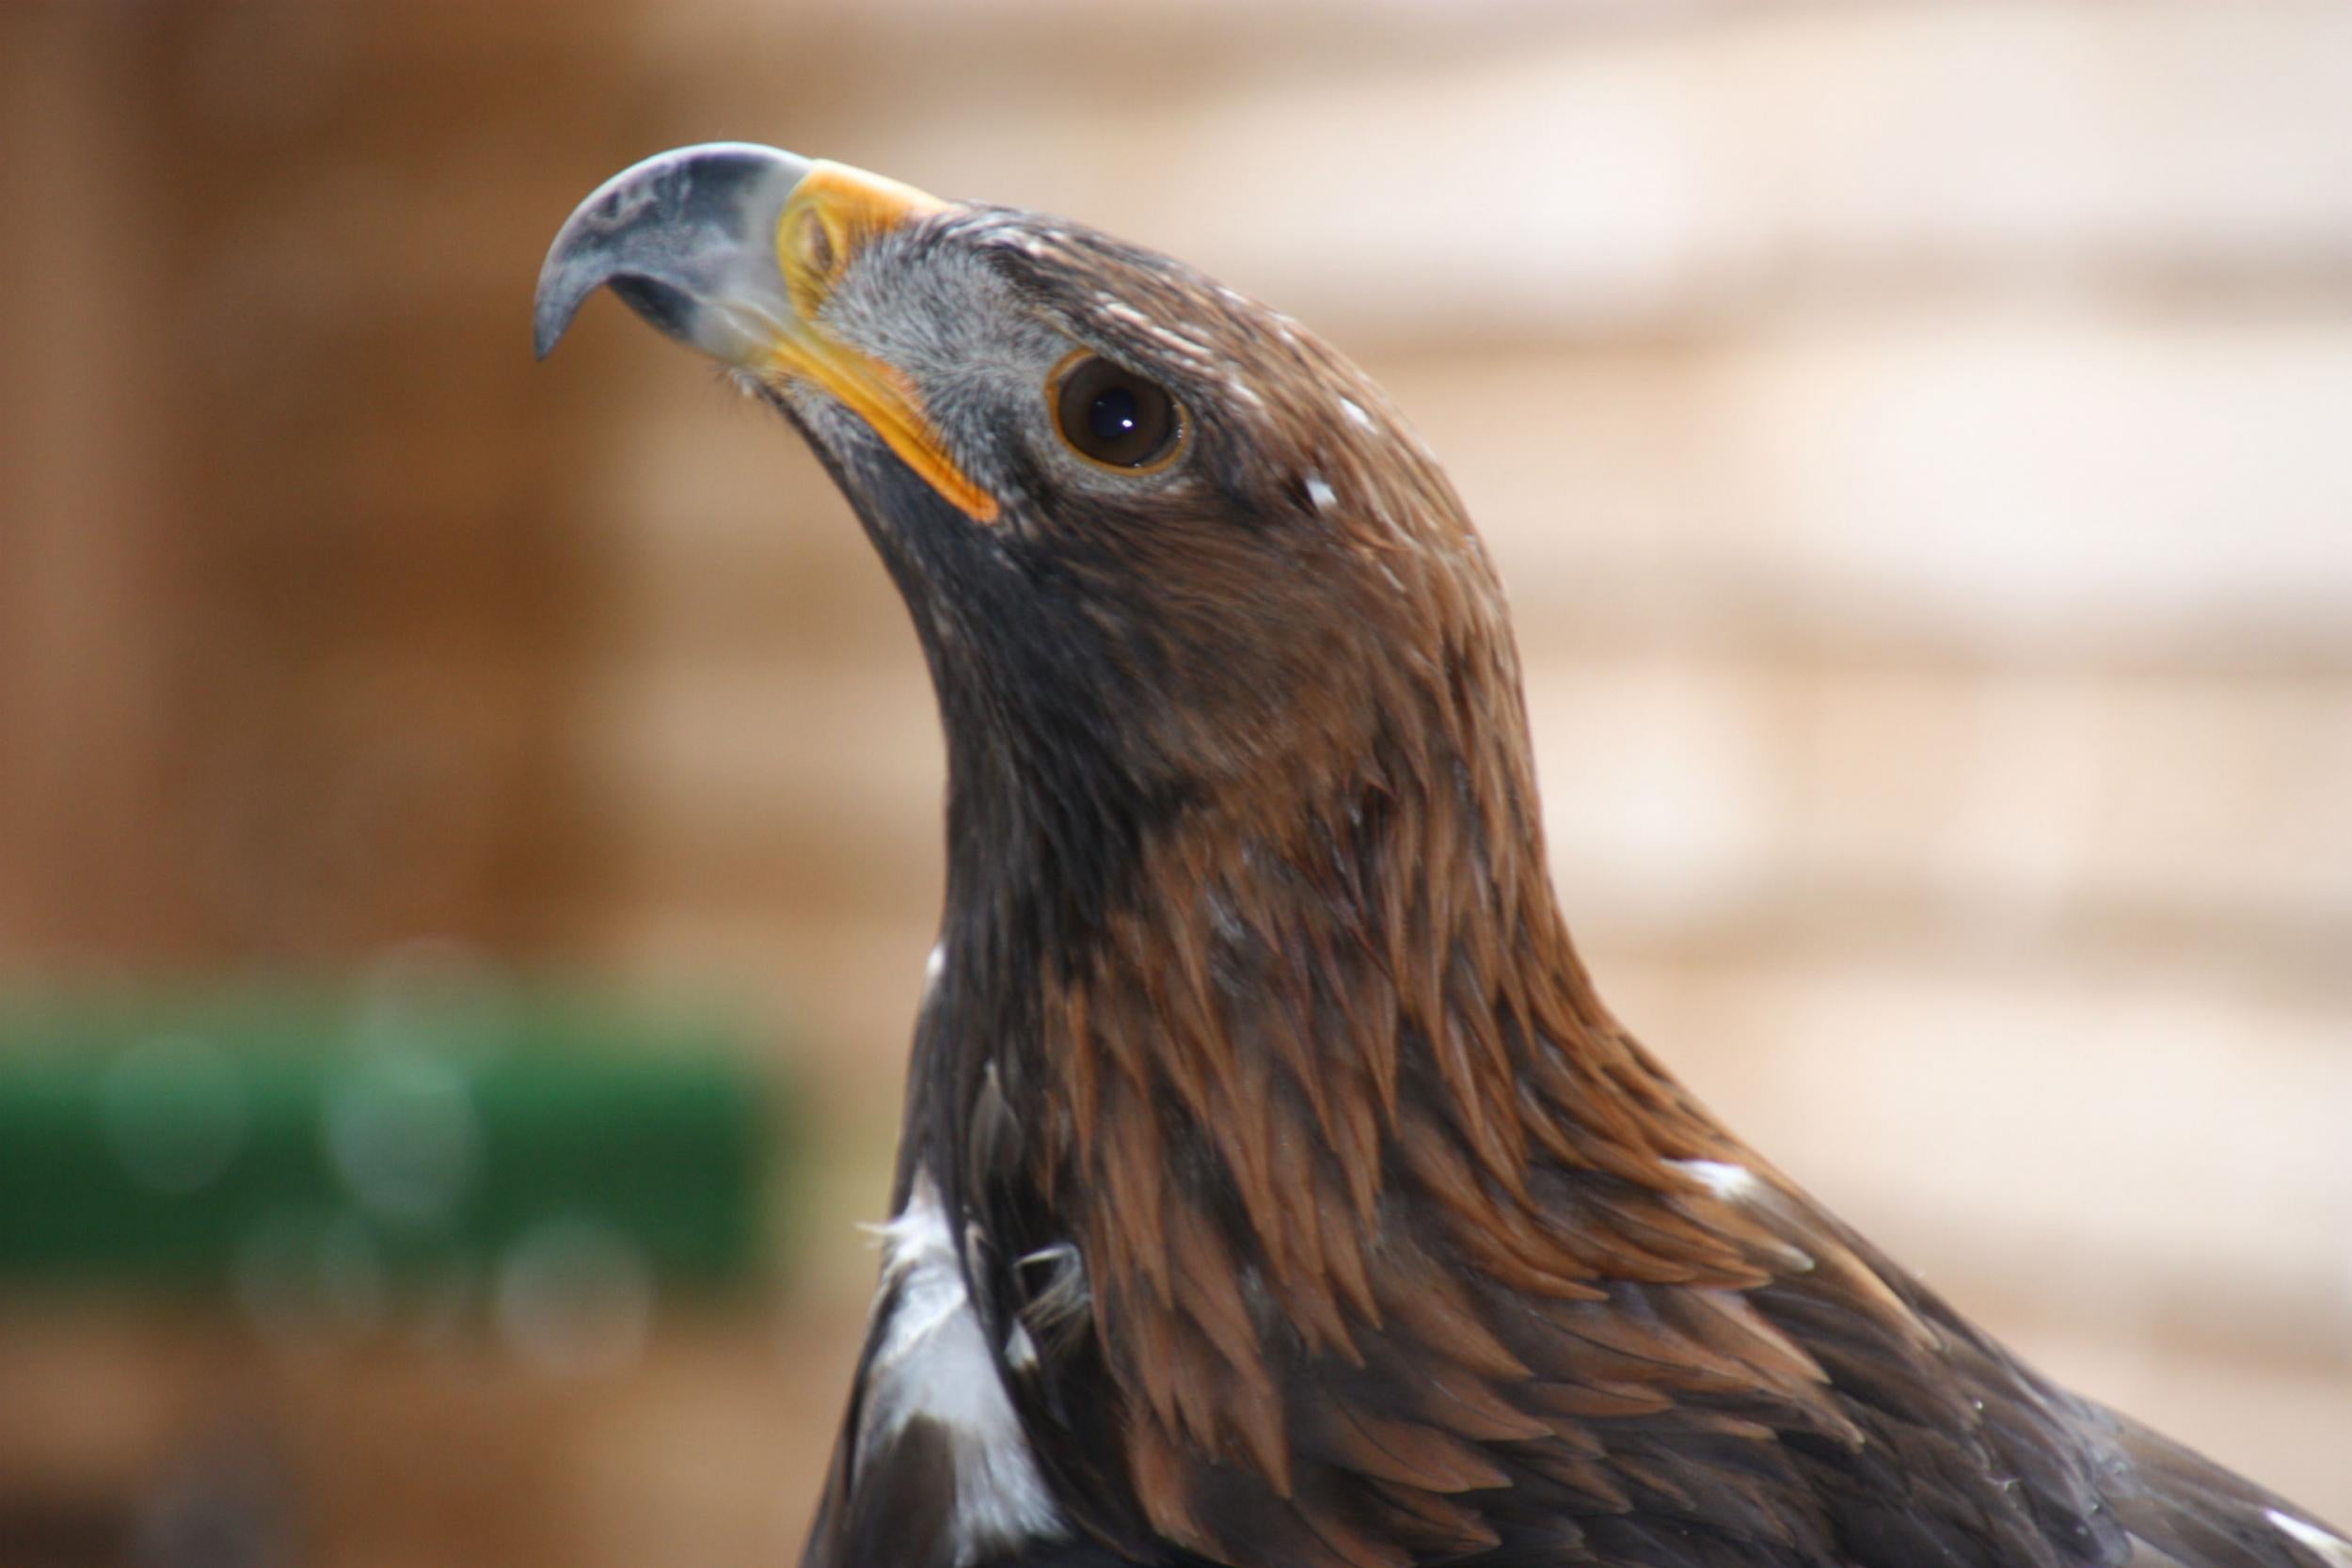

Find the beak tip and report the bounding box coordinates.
[532,293,575,361]
[532,240,603,362]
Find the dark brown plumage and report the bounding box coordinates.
[534,145,2348,1568]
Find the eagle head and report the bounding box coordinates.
[535,144,1535,955]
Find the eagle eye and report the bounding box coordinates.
[1051,352,1184,471]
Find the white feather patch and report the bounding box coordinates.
[1669,1158,1759,1200]
[857,1170,1064,1564]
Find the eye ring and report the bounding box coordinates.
[1049,350,1187,474]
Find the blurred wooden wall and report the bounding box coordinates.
[2,2,2347,1564]
[0,1,660,968]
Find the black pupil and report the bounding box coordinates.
[1057,356,1177,467]
[1089,387,1141,444]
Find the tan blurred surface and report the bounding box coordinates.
[3,2,2348,1563]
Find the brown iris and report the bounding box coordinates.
[1052,352,1184,471]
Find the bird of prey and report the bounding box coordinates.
[535,144,2347,1568]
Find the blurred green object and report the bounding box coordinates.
[0,988,780,1293]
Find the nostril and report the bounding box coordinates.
[792,205,836,280]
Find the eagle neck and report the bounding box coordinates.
[924,665,1723,1236]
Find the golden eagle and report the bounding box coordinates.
[536,144,2347,1568]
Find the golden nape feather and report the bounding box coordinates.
[535,144,2350,1568]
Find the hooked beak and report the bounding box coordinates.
[533,142,998,523]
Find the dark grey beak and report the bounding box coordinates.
[533,142,814,361]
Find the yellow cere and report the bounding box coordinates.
[769,162,1000,525]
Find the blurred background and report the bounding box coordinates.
[4,1,2349,1563]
